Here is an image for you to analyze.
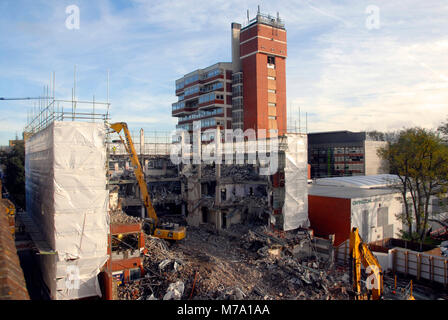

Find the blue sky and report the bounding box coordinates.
[0,0,447,144]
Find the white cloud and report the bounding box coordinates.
[0,0,448,144]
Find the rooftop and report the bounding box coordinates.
[308,174,402,199]
[308,184,398,199]
[242,12,285,30]
[313,174,401,189]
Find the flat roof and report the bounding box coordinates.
[314,174,400,189]
[176,62,233,83]
[308,184,398,199]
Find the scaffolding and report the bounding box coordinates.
[24,97,110,137]
[108,130,174,156]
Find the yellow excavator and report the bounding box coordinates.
[349,227,415,300]
[109,122,186,241]
[349,227,383,300]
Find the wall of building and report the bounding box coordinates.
[364,140,389,175]
[308,195,351,246]
[0,198,29,300]
[240,22,287,136]
[281,133,308,230]
[350,193,404,243]
[25,121,109,300]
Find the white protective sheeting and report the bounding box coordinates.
[25,121,109,300]
[282,133,309,231]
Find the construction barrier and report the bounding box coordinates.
[391,248,448,287]
[335,238,448,287]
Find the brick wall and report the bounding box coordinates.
[0,199,29,300]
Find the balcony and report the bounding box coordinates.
[172,101,198,116]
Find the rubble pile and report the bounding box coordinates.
[221,164,260,181]
[148,181,182,205]
[118,224,351,300]
[110,208,142,225]
[201,165,216,180]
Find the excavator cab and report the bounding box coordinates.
[109,122,186,241]
[143,218,186,241]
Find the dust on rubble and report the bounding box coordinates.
[117,224,351,300]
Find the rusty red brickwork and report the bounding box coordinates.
[0,198,30,300]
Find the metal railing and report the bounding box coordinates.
[24,98,110,136]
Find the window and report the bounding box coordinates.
[201,81,223,93]
[129,268,141,281]
[176,81,184,90]
[268,116,277,120]
[172,101,185,111]
[232,72,243,85]
[267,76,276,80]
[232,97,243,110]
[185,73,199,85]
[267,56,276,68]
[268,89,276,93]
[201,118,216,128]
[202,68,222,80]
[268,102,276,107]
[232,85,243,97]
[199,92,215,104]
[185,85,199,96]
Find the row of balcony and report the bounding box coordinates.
[178,107,224,123]
[176,68,224,91]
[175,117,224,131]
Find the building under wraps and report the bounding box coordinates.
[25,109,110,299]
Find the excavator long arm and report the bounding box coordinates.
[349,227,383,300]
[109,122,158,225]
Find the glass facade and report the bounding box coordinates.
[309,145,365,178]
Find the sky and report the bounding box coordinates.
[0,0,447,144]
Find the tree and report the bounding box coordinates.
[438,117,448,142]
[378,128,448,245]
[0,140,25,209]
[367,130,399,143]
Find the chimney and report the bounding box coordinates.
[231,22,242,72]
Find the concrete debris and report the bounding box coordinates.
[117,224,351,300]
[440,241,448,257]
[110,208,142,225]
[221,164,260,181]
[163,281,185,300]
[159,259,183,272]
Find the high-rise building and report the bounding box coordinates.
[172,10,287,139]
[232,11,287,136]
[172,63,233,141]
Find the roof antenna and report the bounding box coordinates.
[257,5,260,15]
[247,9,249,23]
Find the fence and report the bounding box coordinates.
[391,248,448,286]
[335,238,448,287]
[335,239,350,265]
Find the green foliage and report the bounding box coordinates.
[0,141,25,209]
[378,128,448,244]
[438,117,448,142]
